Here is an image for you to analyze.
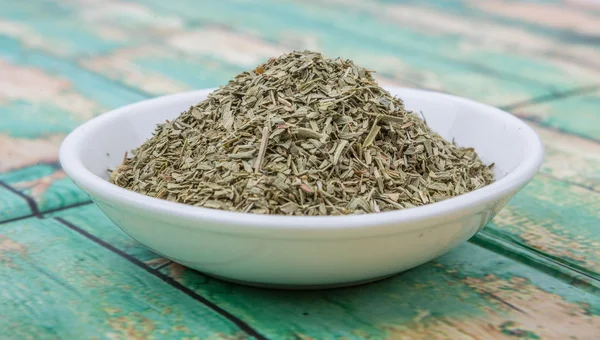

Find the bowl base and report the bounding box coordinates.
[204,272,400,290]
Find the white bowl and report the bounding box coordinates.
[60,87,543,289]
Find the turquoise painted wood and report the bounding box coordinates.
[1,0,600,338]
[0,185,31,221]
[0,216,244,339]
[48,204,600,339]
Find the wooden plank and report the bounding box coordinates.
[52,204,600,339]
[162,28,550,106]
[0,36,146,115]
[127,0,554,103]
[373,0,600,45]
[513,92,600,141]
[0,0,129,57]
[0,185,31,222]
[0,164,90,218]
[269,1,600,140]
[0,0,201,59]
[483,175,600,279]
[566,0,600,13]
[311,0,600,85]
[532,124,600,190]
[42,205,171,269]
[133,0,597,93]
[80,42,416,96]
[0,216,254,339]
[0,133,90,222]
[470,0,600,37]
[0,36,147,218]
[81,44,247,96]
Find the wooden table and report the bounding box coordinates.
[1,0,599,338]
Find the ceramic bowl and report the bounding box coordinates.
[60,87,544,289]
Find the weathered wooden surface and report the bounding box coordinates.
[1,0,599,338]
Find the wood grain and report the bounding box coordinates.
[0,35,146,217]
[49,204,600,339]
[0,184,31,221]
[1,0,599,337]
[484,175,600,278]
[0,216,250,339]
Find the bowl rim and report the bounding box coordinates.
[59,87,544,231]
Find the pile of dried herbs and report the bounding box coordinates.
[110,51,494,216]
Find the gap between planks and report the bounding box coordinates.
[0,180,40,217]
[0,200,93,225]
[53,217,270,340]
[471,231,600,294]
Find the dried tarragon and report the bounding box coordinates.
[110,51,495,216]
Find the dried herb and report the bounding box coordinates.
[110,51,494,216]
